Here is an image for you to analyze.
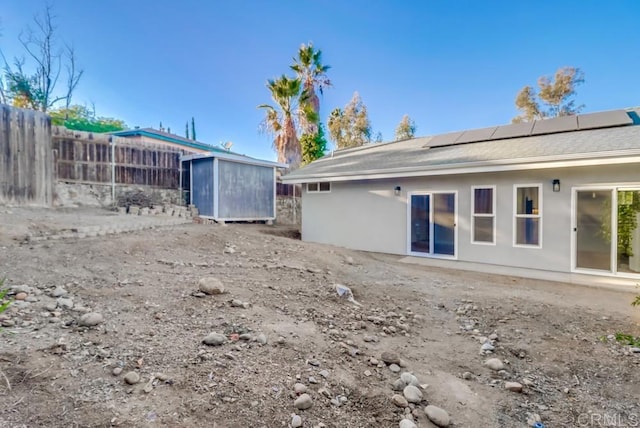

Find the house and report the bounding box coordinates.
[281,108,640,286]
[181,152,286,222]
[111,128,217,153]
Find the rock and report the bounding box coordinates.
[425,405,451,427]
[364,370,372,377]
[198,277,225,295]
[389,364,401,373]
[462,372,474,380]
[318,387,332,398]
[369,358,379,366]
[505,381,523,392]
[308,376,318,384]
[124,371,140,385]
[51,286,68,297]
[239,333,252,341]
[484,358,504,371]
[256,333,268,345]
[291,414,302,428]
[400,372,420,386]
[294,383,307,394]
[319,369,329,379]
[203,333,227,346]
[391,394,409,408]
[308,359,320,367]
[112,367,123,376]
[363,335,379,342]
[392,378,406,391]
[403,385,423,403]
[489,333,499,341]
[630,347,640,353]
[294,393,313,410]
[345,256,354,265]
[56,297,74,310]
[231,299,246,308]
[381,351,401,365]
[399,419,417,428]
[481,343,495,352]
[79,312,104,327]
[15,292,27,301]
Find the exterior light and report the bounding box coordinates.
[552,179,560,192]
[394,186,402,196]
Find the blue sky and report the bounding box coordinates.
[2,1,639,160]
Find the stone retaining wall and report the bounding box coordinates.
[276,196,301,225]
[54,182,182,208]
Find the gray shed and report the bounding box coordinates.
[181,151,286,222]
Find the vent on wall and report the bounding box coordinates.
[424,109,633,149]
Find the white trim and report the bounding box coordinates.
[272,168,277,219]
[199,215,276,222]
[281,154,640,184]
[471,185,496,245]
[513,184,543,248]
[189,160,193,205]
[406,190,458,260]
[213,158,219,218]
[181,151,287,169]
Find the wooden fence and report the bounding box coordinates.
[53,127,182,188]
[0,104,53,205]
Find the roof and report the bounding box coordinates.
[282,109,640,183]
[180,151,287,169]
[111,128,229,153]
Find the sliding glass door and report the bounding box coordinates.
[574,188,640,276]
[410,192,456,257]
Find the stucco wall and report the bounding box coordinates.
[301,163,640,274]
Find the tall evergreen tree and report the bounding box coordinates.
[191,117,196,140]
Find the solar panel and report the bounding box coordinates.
[490,121,535,140]
[531,115,577,135]
[577,110,632,130]
[424,131,464,148]
[455,126,498,144]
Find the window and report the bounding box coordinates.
[514,185,541,247]
[307,182,330,193]
[471,186,495,244]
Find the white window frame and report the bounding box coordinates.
[471,185,496,245]
[513,183,542,248]
[306,182,331,193]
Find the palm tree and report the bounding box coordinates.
[258,75,303,168]
[291,43,331,134]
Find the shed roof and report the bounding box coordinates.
[282,109,640,183]
[180,151,287,169]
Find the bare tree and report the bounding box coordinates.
[5,4,83,111]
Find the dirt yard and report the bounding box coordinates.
[0,208,639,428]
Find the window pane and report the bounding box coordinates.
[411,195,430,253]
[473,217,494,243]
[474,188,493,214]
[307,182,318,192]
[319,182,331,192]
[516,187,539,215]
[516,218,540,245]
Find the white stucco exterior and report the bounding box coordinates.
[301,163,640,283]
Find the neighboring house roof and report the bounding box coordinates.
[111,128,229,153]
[282,109,640,183]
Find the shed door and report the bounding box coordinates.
[191,159,214,217]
